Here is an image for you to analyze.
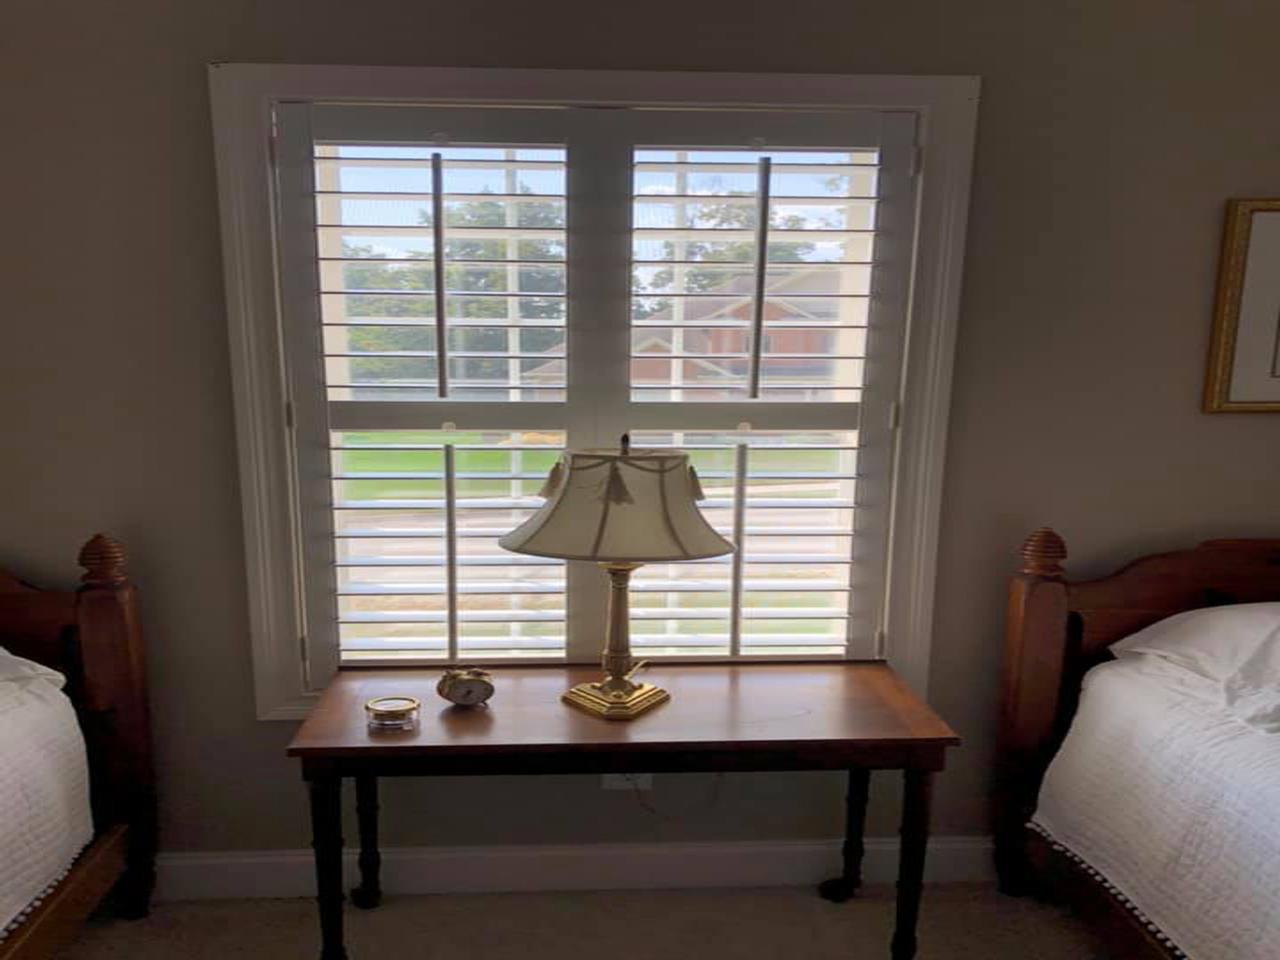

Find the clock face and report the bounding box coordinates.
[445,677,493,706]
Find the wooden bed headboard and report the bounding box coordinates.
[993,527,1280,893]
[0,535,154,838]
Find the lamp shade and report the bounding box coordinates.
[499,448,734,563]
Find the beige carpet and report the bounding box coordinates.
[59,884,1106,959]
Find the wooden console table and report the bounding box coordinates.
[288,663,959,959]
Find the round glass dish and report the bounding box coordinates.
[365,695,421,731]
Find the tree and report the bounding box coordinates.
[340,190,565,387]
[632,195,817,320]
[340,180,822,387]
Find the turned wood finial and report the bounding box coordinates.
[1020,527,1067,578]
[79,533,128,585]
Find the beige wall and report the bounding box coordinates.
[3,0,1279,852]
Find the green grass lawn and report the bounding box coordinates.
[332,430,854,501]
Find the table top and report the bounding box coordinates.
[288,663,959,768]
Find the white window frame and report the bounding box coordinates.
[209,64,979,720]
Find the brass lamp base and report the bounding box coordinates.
[564,562,671,721]
[562,681,670,721]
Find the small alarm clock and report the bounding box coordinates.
[437,667,495,707]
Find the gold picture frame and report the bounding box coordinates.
[1203,198,1280,412]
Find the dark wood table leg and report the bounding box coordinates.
[309,775,348,960]
[818,767,871,902]
[890,770,933,960]
[351,774,382,909]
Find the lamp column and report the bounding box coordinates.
[560,562,671,720]
[600,562,642,692]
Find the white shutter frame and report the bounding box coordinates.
[210,75,315,720]
[278,109,577,669]
[275,102,343,687]
[846,112,918,658]
[209,65,978,718]
[559,111,635,663]
[880,89,980,693]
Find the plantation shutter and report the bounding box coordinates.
[273,102,917,668]
[617,114,914,658]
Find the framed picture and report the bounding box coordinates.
[1204,198,1280,412]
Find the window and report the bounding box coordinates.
[210,66,978,718]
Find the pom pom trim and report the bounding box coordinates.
[1,844,90,943]
[1026,822,1187,958]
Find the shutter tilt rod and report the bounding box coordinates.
[747,156,771,399]
[443,442,459,661]
[431,152,449,399]
[728,442,749,657]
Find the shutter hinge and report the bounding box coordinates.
[298,634,309,666]
[889,401,902,431]
[909,144,923,178]
[284,401,295,430]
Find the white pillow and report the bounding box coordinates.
[1111,602,1280,732]
[0,647,66,689]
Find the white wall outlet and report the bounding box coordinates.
[602,773,653,791]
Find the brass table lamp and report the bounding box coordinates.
[499,437,734,720]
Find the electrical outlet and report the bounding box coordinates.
[602,773,653,791]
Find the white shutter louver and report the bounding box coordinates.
[333,429,566,660]
[315,145,568,402]
[630,148,877,402]
[629,430,857,657]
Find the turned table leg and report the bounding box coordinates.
[818,767,871,902]
[309,776,348,960]
[351,774,382,909]
[890,770,933,960]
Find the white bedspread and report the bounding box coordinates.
[0,668,94,937]
[1033,656,1280,960]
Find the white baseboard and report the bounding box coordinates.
[156,836,993,902]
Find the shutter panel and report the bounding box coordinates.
[630,430,856,657]
[280,119,573,664]
[630,148,877,403]
[333,429,566,661]
[314,144,567,402]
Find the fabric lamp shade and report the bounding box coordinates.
[499,448,734,563]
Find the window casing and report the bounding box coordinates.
[209,66,978,718]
